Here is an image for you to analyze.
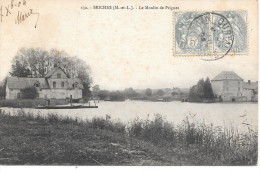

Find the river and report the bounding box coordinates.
[1,101,258,130]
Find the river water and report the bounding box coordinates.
[1,101,258,130]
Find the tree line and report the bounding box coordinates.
[92,85,184,101]
[188,77,215,102]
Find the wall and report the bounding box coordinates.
[212,80,246,102]
[6,86,82,100]
[40,89,82,99]
[241,89,253,101]
[47,78,70,89]
[6,87,21,99]
[5,86,10,99]
[49,68,68,79]
[223,80,243,93]
[211,80,223,96]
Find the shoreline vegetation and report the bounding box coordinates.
[0,109,257,165]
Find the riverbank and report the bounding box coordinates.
[0,109,257,165]
[0,99,45,108]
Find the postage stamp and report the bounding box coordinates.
[174,11,247,60]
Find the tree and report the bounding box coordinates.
[109,91,125,101]
[145,88,152,97]
[203,77,214,100]
[0,78,7,99]
[20,86,38,99]
[10,48,49,78]
[97,90,110,100]
[197,79,205,99]
[82,82,92,100]
[124,88,138,99]
[92,85,100,97]
[10,60,31,77]
[157,89,164,96]
[188,77,215,102]
[189,85,200,102]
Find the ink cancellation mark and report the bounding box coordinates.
[173,11,247,60]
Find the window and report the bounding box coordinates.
[61,82,64,88]
[53,82,56,88]
[238,87,240,91]
[57,74,61,78]
[35,83,40,87]
[73,83,78,88]
[17,93,21,99]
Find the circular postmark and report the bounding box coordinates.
[187,12,234,61]
[175,12,234,61]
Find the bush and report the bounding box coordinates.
[21,86,38,99]
[127,114,176,146]
[128,113,257,165]
[88,115,125,133]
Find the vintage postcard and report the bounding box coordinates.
[0,0,258,166]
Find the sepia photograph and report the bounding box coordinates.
[0,0,258,167]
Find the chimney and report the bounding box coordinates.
[248,80,251,84]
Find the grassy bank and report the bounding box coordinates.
[0,99,45,108]
[0,109,257,165]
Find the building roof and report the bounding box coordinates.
[7,77,50,89]
[212,71,243,81]
[44,66,69,78]
[243,81,258,90]
[7,66,84,90]
[7,77,83,90]
[68,78,84,89]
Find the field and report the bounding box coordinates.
[0,109,257,165]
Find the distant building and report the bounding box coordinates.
[6,67,83,100]
[161,87,188,102]
[211,71,258,102]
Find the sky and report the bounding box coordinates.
[0,0,258,90]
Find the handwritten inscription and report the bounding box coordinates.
[0,0,40,28]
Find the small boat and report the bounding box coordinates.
[36,105,98,109]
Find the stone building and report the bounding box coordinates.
[6,67,83,100]
[211,71,258,102]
